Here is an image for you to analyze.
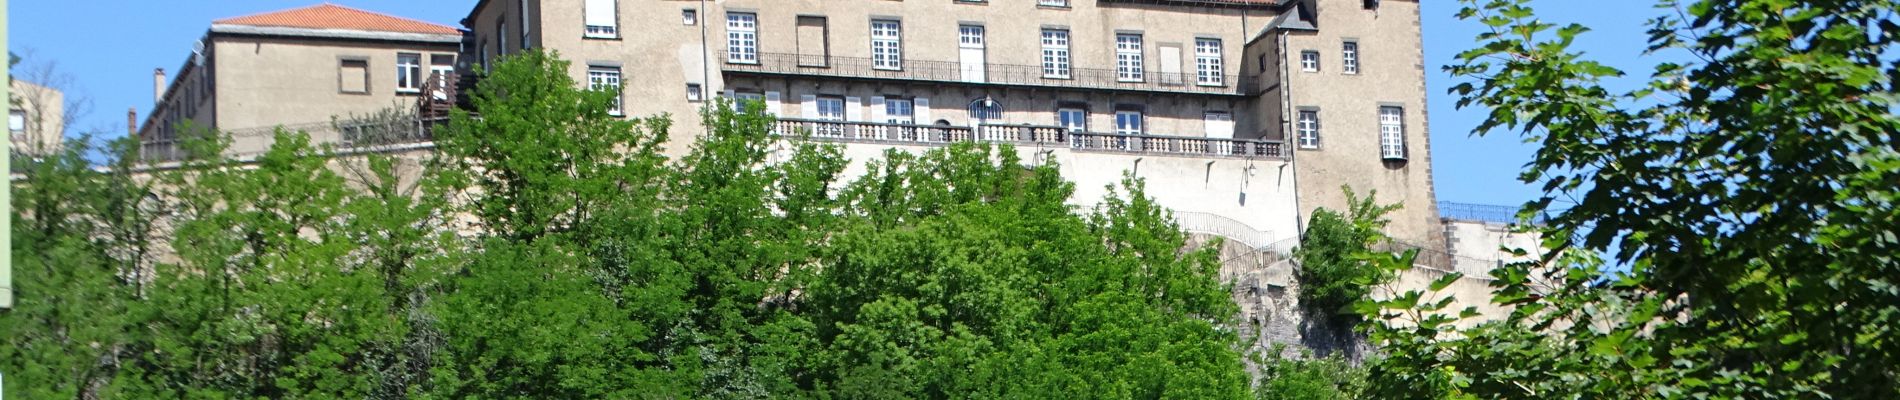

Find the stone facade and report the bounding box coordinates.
[465,0,1443,250]
[139,4,461,160]
[9,79,64,156]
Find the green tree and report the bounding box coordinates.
[119,131,401,397]
[807,145,1253,399]
[0,137,146,399]
[1254,349,1367,400]
[1293,186,1397,326]
[425,49,689,398]
[1361,0,1900,398]
[426,50,827,398]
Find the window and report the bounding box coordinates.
[9,110,25,133]
[960,25,985,47]
[585,0,618,38]
[1041,29,1070,78]
[1297,109,1320,149]
[871,20,902,70]
[727,13,758,63]
[816,97,846,121]
[339,58,369,94]
[1058,107,1086,132]
[682,9,697,25]
[1115,34,1144,82]
[735,91,765,112]
[1195,38,1222,86]
[397,53,422,92]
[687,83,703,102]
[886,98,914,124]
[815,96,846,136]
[1115,110,1143,135]
[588,66,623,115]
[520,0,531,48]
[968,98,1003,123]
[1379,106,1405,159]
[1040,0,1068,6]
[499,21,508,53]
[430,54,456,76]
[1300,50,1319,72]
[1343,41,1359,74]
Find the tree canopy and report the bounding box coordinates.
[1360,0,1900,398]
[2,49,1263,399]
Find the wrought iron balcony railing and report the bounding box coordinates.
[722,51,1257,96]
[137,118,441,163]
[771,118,1286,159]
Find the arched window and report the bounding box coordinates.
[968,97,1003,124]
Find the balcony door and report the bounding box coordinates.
[1203,111,1233,139]
[959,25,986,83]
[428,54,456,101]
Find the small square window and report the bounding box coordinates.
[687,83,703,102]
[683,9,697,25]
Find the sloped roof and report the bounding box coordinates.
[214,3,459,35]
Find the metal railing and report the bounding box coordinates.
[138,118,440,163]
[1173,210,1288,253]
[1438,201,1545,225]
[770,118,1287,159]
[721,51,1255,96]
[417,71,462,119]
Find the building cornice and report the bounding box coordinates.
[209,24,462,44]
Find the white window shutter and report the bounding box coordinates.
[869,96,887,122]
[800,94,818,119]
[585,0,616,28]
[914,97,931,123]
[765,91,783,116]
[845,97,864,122]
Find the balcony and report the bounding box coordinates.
[138,118,441,164]
[721,51,1256,96]
[771,118,1286,159]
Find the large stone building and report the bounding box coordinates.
[460,0,1440,247]
[125,0,1507,356]
[138,4,463,161]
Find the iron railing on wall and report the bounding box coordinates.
[770,118,1286,159]
[720,51,1255,96]
[1438,201,1545,225]
[138,118,441,163]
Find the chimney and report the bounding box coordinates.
[127,107,138,138]
[153,68,166,103]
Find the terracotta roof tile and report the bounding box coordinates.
[214,3,459,35]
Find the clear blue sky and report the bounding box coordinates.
[9,1,1658,209]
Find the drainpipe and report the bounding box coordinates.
[699,0,711,105]
[1279,29,1304,236]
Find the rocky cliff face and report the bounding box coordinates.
[1190,233,1371,376]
